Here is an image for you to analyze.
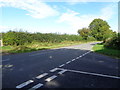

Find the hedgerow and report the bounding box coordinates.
[2,31,86,46]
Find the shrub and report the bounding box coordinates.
[2,31,85,46]
[104,33,120,50]
[87,37,96,41]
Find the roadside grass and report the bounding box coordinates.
[1,41,96,55]
[0,46,13,52]
[92,43,120,59]
[1,41,82,54]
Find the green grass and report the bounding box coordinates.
[92,43,120,59]
[1,41,97,55]
[1,41,85,54]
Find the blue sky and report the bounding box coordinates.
[0,0,118,34]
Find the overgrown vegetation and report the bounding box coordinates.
[2,31,86,46]
[1,18,119,55]
[78,18,116,41]
[1,31,94,54]
[92,43,120,59]
[104,33,120,50]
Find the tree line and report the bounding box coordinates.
[1,18,119,50]
[1,31,88,46]
[77,18,119,50]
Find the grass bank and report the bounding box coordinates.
[1,41,94,55]
[92,43,120,59]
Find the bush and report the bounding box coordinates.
[2,31,32,46]
[2,31,85,46]
[87,37,96,41]
[104,33,120,50]
[9,45,36,53]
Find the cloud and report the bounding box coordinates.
[0,0,59,19]
[57,4,116,31]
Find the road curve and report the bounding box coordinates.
[1,42,119,88]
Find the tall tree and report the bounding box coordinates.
[89,18,112,41]
[78,28,90,40]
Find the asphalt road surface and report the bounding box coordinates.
[1,42,120,89]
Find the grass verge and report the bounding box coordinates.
[1,41,95,55]
[92,43,120,59]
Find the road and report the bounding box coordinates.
[1,42,120,89]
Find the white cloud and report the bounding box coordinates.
[0,0,59,19]
[57,4,116,31]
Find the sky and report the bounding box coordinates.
[0,0,118,34]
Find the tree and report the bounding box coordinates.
[78,28,90,40]
[89,18,113,41]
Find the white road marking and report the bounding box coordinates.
[45,75,57,82]
[76,57,79,59]
[79,56,82,58]
[29,83,43,90]
[66,61,71,64]
[58,70,67,75]
[59,64,65,67]
[72,59,76,61]
[50,68,58,72]
[36,73,48,79]
[57,68,120,79]
[16,80,34,88]
[1,58,10,62]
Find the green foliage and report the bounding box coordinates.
[2,31,32,46]
[9,45,36,53]
[87,37,96,41]
[78,28,90,40]
[89,18,114,41]
[92,43,120,59]
[104,33,120,50]
[2,30,89,46]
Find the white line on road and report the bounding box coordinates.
[36,73,48,79]
[59,64,65,67]
[79,56,82,58]
[50,68,58,72]
[29,83,43,90]
[76,57,79,59]
[16,80,34,89]
[66,61,71,64]
[57,68,120,79]
[1,58,10,62]
[45,75,57,82]
[72,59,76,61]
[58,70,67,75]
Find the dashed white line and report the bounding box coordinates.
[50,68,58,72]
[66,61,71,64]
[16,80,34,89]
[59,64,65,67]
[36,73,48,79]
[58,70,67,75]
[72,59,76,61]
[58,68,120,79]
[45,75,57,82]
[76,57,79,59]
[29,83,43,90]
[79,56,82,58]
